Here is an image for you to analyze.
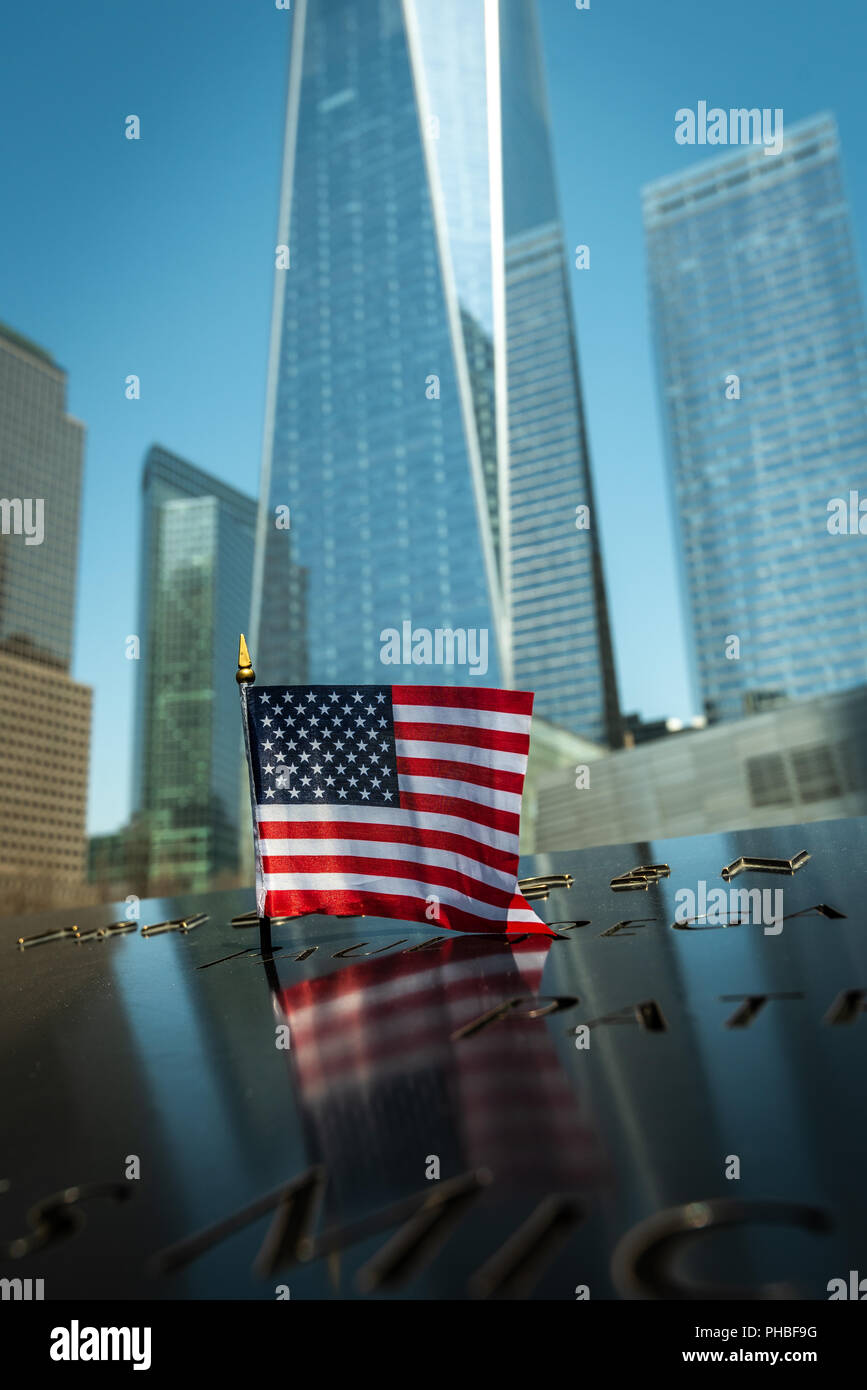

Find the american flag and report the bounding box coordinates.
[241,682,551,934]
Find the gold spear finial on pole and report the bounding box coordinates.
[236,633,255,684]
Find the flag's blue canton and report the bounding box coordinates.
[247,685,400,806]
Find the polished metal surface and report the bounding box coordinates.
[2,817,865,1300]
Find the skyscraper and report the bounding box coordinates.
[0,322,91,912]
[132,447,257,892]
[644,113,867,723]
[252,0,620,744]
[500,1,620,745]
[0,322,84,669]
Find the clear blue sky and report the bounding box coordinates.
[1,0,866,835]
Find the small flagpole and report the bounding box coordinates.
[236,632,256,686]
[236,633,268,933]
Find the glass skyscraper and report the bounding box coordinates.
[0,321,84,669]
[644,113,867,723]
[500,1,620,744]
[132,446,257,891]
[0,322,92,910]
[252,0,620,744]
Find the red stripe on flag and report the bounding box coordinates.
[393,720,530,754]
[257,819,519,872]
[398,756,524,795]
[398,791,520,836]
[263,889,552,935]
[261,854,517,907]
[391,685,534,715]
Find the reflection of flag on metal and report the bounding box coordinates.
[276,937,605,1209]
[240,678,550,933]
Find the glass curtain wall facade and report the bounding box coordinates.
[253,0,504,691]
[0,323,92,912]
[133,447,256,890]
[500,0,620,745]
[644,113,867,722]
[252,0,620,745]
[0,322,84,669]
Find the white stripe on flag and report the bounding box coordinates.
[255,804,519,854]
[396,774,522,813]
[395,739,527,774]
[260,838,517,891]
[391,704,531,735]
